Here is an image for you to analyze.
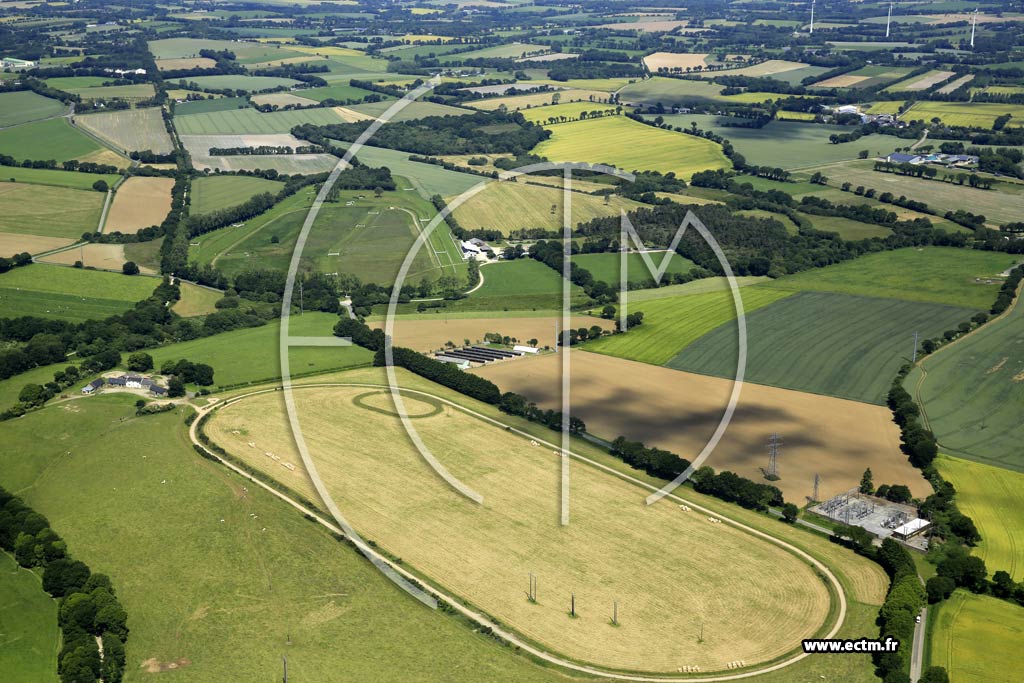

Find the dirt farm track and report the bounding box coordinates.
[474,351,930,503]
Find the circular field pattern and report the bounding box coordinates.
[352,390,443,419]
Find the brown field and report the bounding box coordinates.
[717,59,809,78]
[251,92,319,108]
[369,314,614,352]
[330,106,375,122]
[893,71,954,92]
[75,148,128,169]
[937,73,974,94]
[207,381,835,673]
[104,177,174,234]
[0,232,73,256]
[813,74,870,88]
[37,243,155,273]
[474,352,931,503]
[469,89,614,111]
[642,52,709,72]
[155,57,216,71]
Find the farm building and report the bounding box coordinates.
[886,153,923,164]
[81,378,105,394]
[1,57,36,69]
[461,238,493,259]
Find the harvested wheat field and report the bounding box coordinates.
[104,177,174,234]
[37,243,154,273]
[331,106,376,122]
[369,314,614,352]
[643,51,709,72]
[0,232,74,256]
[156,57,216,71]
[252,92,319,108]
[813,74,870,88]
[207,382,836,674]
[475,352,930,503]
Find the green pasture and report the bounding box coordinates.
[190,175,285,215]
[437,42,548,62]
[573,252,698,287]
[173,96,249,116]
[457,258,590,312]
[148,313,373,388]
[0,166,119,190]
[0,118,103,162]
[0,395,572,683]
[0,91,64,128]
[186,74,302,91]
[173,106,348,135]
[188,189,314,276]
[764,247,1018,309]
[0,265,157,322]
[936,456,1024,579]
[906,101,1024,129]
[671,290,976,404]
[584,286,790,365]
[149,37,302,63]
[617,77,728,107]
[0,552,58,683]
[616,276,771,302]
[930,591,1024,683]
[346,99,474,122]
[800,213,892,240]
[532,116,731,179]
[335,141,482,199]
[658,116,900,170]
[300,83,380,102]
[0,182,105,239]
[908,283,1024,472]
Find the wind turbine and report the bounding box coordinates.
[809,0,816,34]
[970,8,978,48]
[886,2,894,38]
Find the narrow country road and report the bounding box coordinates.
[909,605,928,681]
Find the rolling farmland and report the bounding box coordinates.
[450,180,643,234]
[659,116,899,169]
[909,280,1024,471]
[184,74,302,91]
[930,591,1024,683]
[532,116,731,179]
[371,314,613,352]
[173,106,349,135]
[585,285,791,365]
[333,141,481,198]
[669,291,977,404]
[763,247,1018,309]
[0,265,157,321]
[936,456,1024,580]
[460,258,590,311]
[0,91,64,127]
[0,118,104,163]
[476,351,930,503]
[469,89,615,111]
[104,177,175,234]
[207,383,835,673]
[74,107,173,154]
[0,552,58,683]
[190,175,284,215]
[573,251,698,286]
[0,396,567,683]
[0,182,105,239]
[905,101,1024,128]
[0,167,119,190]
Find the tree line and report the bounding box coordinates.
[0,485,129,683]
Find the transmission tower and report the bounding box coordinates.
[766,433,782,479]
[813,473,820,503]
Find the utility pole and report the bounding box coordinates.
[912,330,919,363]
[282,655,288,683]
[612,601,618,626]
[813,473,820,504]
[570,592,576,618]
[298,279,303,315]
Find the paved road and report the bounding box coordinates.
[909,605,928,682]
